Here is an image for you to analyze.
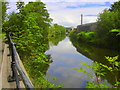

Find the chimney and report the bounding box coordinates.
[81,14,83,25]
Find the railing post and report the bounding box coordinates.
[7,34,34,89]
[8,35,16,82]
[11,43,16,79]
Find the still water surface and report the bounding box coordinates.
[45,36,118,88]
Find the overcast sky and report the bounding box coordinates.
[6,0,118,27]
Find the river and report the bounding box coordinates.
[45,36,120,88]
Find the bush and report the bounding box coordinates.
[77,32,96,43]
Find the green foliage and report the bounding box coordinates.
[3,1,51,53]
[48,24,66,45]
[110,29,120,33]
[53,24,66,35]
[76,32,96,43]
[103,56,120,72]
[49,34,66,46]
[69,30,76,36]
[92,62,106,76]
[3,1,63,88]
[2,2,9,23]
[110,29,120,36]
[96,10,120,38]
[75,67,93,77]
[95,1,120,49]
[0,33,6,37]
[109,0,120,12]
[23,56,63,88]
[80,61,92,68]
[70,1,120,50]
[48,24,66,38]
[86,81,110,88]
[16,2,25,10]
[69,31,96,44]
[52,77,57,80]
[74,61,94,77]
[3,12,23,32]
[75,56,120,88]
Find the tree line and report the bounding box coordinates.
[2,1,64,88]
[70,1,120,50]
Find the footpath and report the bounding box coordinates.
[0,37,32,89]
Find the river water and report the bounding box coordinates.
[45,36,120,88]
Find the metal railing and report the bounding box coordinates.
[7,34,34,90]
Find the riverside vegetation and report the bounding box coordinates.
[2,0,120,88]
[69,1,120,50]
[2,1,65,88]
[69,0,120,88]
[75,56,120,88]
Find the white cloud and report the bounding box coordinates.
[45,2,110,27]
[5,0,118,3]
[6,0,119,27]
[43,0,118,27]
[42,0,118,3]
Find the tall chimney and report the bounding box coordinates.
[81,14,83,25]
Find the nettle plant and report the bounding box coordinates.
[75,56,120,88]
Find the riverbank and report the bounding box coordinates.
[69,30,120,51]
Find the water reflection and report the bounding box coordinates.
[70,37,120,87]
[49,34,66,46]
[45,36,112,88]
[70,37,120,64]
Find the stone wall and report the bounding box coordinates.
[76,22,97,33]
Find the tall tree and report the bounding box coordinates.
[2,2,8,23]
[3,1,52,54]
[96,1,120,49]
[109,1,120,12]
[16,1,25,10]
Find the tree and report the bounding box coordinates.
[48,24,66,38]
[2,2,8,23]
[16,1,25,10]
[48,24,66,45]
[96,9,120,38]
[3,12,23,33]
[3,1,64,88]
[109,1,120,12]
[3,1,52,58]
[96,1,120,38]
[95,1,120,49]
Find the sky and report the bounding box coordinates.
[6,0,119,27]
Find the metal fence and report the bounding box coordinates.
[7,34,34,90]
